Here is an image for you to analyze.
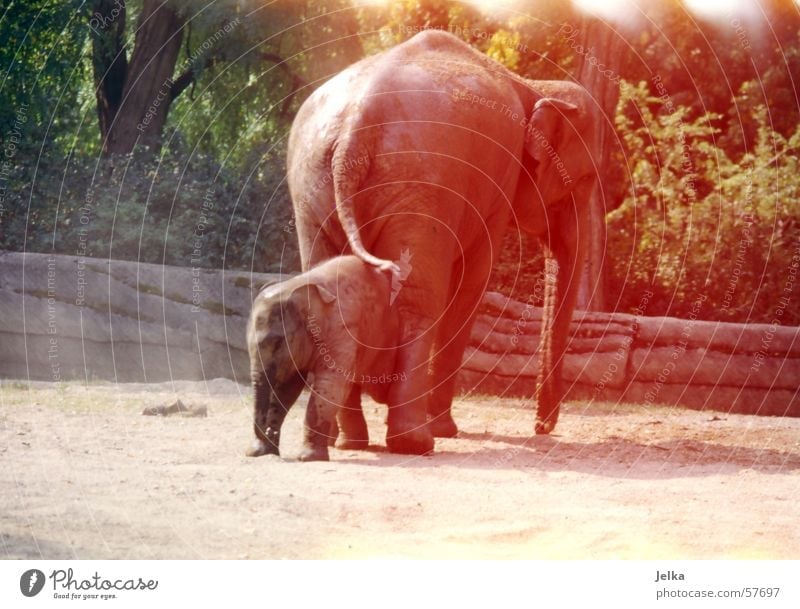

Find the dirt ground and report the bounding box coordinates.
[2,379,799,559]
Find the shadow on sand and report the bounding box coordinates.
[332,430,800,479]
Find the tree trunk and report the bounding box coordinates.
[90,0,128,144]
[574,18,623,312]
[103,0,184,155]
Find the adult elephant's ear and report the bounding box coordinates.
[524,97,581,203]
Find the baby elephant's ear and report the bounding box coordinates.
[315,284,337,304]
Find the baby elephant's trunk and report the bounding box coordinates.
[246,371,291,457]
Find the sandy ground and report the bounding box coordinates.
[1,379,799,559]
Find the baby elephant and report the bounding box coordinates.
[246,255,402,461]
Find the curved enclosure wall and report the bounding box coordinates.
[2,251,798,417]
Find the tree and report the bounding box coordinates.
[90,0,306,156]
[91,0,185,154]
[0,0,86,143]
[571,16,625,311]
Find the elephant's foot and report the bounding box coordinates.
[534,408,559,435]
[297,444,330,462]
[335,437,370,450]
[328,418,339,447]
[385,417,434,455]
[427,412,458,438]
[302,393,337,459]
[535,381,563,434]
[336,406,369,450]
[245,437,280,458]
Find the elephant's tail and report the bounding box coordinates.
[331,129,400,276]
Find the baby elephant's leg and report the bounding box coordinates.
[336,384,369,450]
[298,374,346,461]
[299,394,336,461]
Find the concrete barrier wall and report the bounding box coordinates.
[457,292,800,417]
[0,251,281,384]
[3,252,798,417]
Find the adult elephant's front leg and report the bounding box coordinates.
[535,188,590,434]
[385,316,436,455]
[335,384,369,450]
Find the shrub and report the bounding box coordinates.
[2,148,299,274]
[608,80,800,325]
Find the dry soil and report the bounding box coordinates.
[2,380,799,559]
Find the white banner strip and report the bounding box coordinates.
[1,560,797,608]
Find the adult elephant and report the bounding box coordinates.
[287,30,599,454]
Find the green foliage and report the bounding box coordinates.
[0,0,89,152]
[2,0,799,327]
[485,29,522,71]
[1,0,301,272]
[608,80,800,325]
[1,147,296,273]
[164,0,303,168]
[489,229,546,307]
[358,0,488,53]
[358,0,575,78]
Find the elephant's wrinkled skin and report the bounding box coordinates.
[288,30,599,452]
[246,256,402,461]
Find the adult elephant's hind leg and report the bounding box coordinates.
[336,384,369,450]
[428,243,496,437]
[385,320,436,455]
[370,199,456,455]
[427,330,466,438]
